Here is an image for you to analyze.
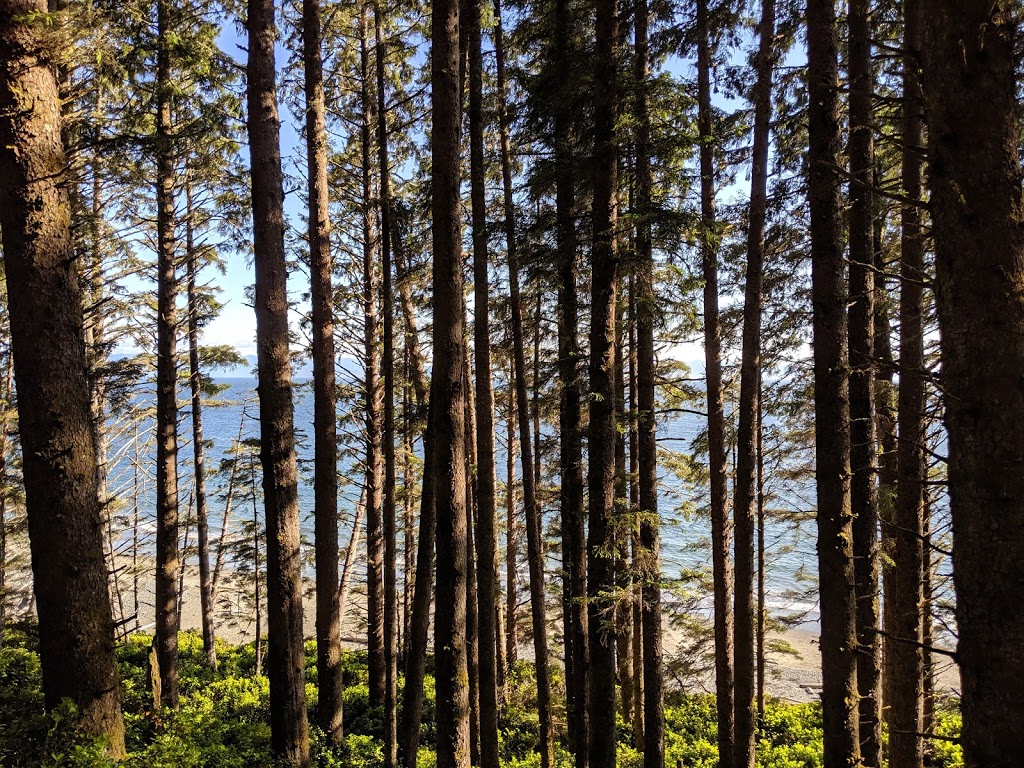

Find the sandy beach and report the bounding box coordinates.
[107,560,960,706]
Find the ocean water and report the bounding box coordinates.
[107,376,820,624]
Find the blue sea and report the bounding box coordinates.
[107,376,820,625]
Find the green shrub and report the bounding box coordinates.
[125,675,274,767]
[0,627,963,768]
[343,733,383,768]
[0,645,47,765]
[927,706,963,768]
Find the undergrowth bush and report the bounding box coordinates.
[0,628,962,767]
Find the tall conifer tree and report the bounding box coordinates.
[247,0,310,758]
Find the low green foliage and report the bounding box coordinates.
[0,629,962,767]
[928,704,964,768]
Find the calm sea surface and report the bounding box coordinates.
[108,377,820,623]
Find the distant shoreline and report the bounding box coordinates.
[118,556,961,705]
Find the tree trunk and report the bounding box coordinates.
[806,0,861,764]
[359,8,386,707]
[733,4,773,766]
[133,424,142,630]
[505,377,519,670]
[399,422,437,767]
[628,298,643,748]
[589,0,619,763]
[185,183,218,671]
[373,6,399,763]
[495,599,506,694]
[494,3,553,764]
[889,2,925,765]
[553,0,588,759]
[467,539,481,761]
[847,1,881,765]
[402,366,414,666]
[394,241,431,684]
[178,490,193,629]
[0,360,8,649]
[468,0,500,762]
[463,351,482,767]
[614,311,633,730]
[431,0,471,763]
[246,0,310,758]
[394,244,430,407]
[397,257,437,765]
[920,3,1024,766]
[532,295,542,494]
[251,466,263,675]
[696,0,734,760]
[633,2,663,763]
[921,498,935,740]
[873,176,898,726]
[303,0,343,740]
[0,1,126,751]
[155,0,181,711]
[467,502,482,766]
[756,390,766,719]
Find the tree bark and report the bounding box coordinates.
[494,3,553,764]
[359,8,386,707]
[431,0,471,760]
[633,2,663,763]
[185,183,218,671]
[505,377,519,670]
[614,311,633,730]
[532,297,542,494]
[251,461,264,676]
[589,0,619,763]
[696,1,734,760]
[756,390,766,719]
[398,222,436,766]
[0,359,9,649]
[464,369,481,767]
[733,3,774,766]
[394,243,431,697]
[889,2,925,765]
[552,0,588,760]
[468,0,500,762]
[155,0,181,711]
[627,296,643,748]
[920,3,1024,766]
[873,176,898,725]
[393,243,430,408]
[303,0,343,740]
[246,0,310,758]
[402,366,414,666]
[0,1,126,752]
[921,498,934,738]
[847,1,881,765]
[399,422,437,767]
[806,0,861,764]
[373,6,399,763]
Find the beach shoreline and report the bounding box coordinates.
[113,563,960,705]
